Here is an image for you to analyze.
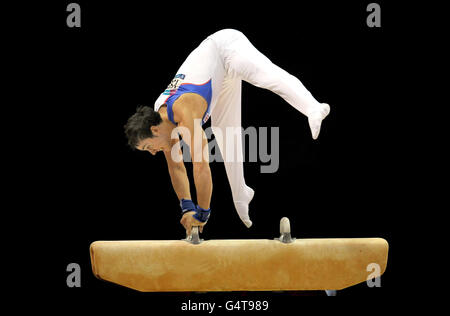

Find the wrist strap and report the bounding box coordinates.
[193,205,211,223]
[180,199,196,214]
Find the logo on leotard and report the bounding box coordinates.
[163,74,186,95]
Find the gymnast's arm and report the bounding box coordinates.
[163,139,191,201]
[164,138,206,235]
[174,96,212,211]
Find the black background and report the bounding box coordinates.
[14,0,418,312]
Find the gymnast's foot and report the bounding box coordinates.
[234,187,255,228]
[308,103,330,140]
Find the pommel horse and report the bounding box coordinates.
[90,218,388,296]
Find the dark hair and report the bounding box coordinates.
[124,105,163,149]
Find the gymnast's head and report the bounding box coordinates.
[124,105,172,155]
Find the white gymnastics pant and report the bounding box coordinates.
[208,29,324,228]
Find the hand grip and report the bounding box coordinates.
[276,217,295,243]
[184,226,203,245]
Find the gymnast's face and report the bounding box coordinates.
[136,126,171,155]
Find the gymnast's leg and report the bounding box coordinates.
[211,76,255,228]
[217,29,330,139]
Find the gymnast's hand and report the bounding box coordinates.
[180,211,207,236]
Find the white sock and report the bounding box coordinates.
[308,103,330,140]
[234,187,255,228]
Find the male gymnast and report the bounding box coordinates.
[124,29,330,235]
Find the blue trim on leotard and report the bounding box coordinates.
[165,80,212,126]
